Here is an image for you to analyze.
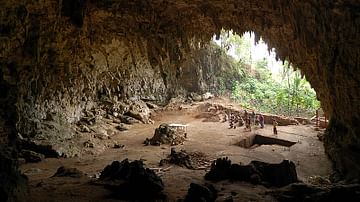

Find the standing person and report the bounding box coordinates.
[238,116,244,127]
[273,119,278,135]
[259,114,264,128]
[222,112,228,123]
[245,116,251,131]
[244,110,248,120]
[251,110,256,125]
[255,115,259,126]
[229,113,235,129]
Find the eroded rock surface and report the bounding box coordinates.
[0,0,360,200]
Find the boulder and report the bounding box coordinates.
[125,100,152,124]
[146,123,187,146]
[204,158,232,182]
[189,92,203,102]
[202,92,214,100]
[52,166,83,178]
[184,183,218,202]
[19,150,45,163]
[118,115,139,124]
[98,159,165,200]
[205,158,299,187]
[115,124,128,131]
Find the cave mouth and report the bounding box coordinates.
[210,30,321,119]
[236,134,297,149]
[1,0,360,201]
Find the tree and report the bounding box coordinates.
[214,31,320,117]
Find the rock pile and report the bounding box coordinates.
[144,123,187,146]
[205,158,299,187]
[98,159,165,201]
[159,148,210,170]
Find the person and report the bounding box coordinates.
[244,110,248,119]
[251,110,256,125]
[273,119,278,135]
[222,112,228,123]
[238,116,244,127]
[258,114,264,128]
[229,113,235,129]
[245,116,251,131]
[255,115,259,126]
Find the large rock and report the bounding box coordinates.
[118,115,140,124]
[19,149,45,163]
[98,159,165,200]
[146,123,187,146]
[124,100,152,124]
[18,139,60,158]
[184,183,218,202]
[52,166,83,178]
[0,148,28,202]
[205,158,299,187]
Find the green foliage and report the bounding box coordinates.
[214,31,320,117]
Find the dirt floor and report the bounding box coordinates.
[20,99,332,202]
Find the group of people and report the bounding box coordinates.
[225,112,244,129]
[224,110,265,131]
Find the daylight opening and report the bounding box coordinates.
[212,30,321,118]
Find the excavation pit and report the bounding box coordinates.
[236,134,296,149]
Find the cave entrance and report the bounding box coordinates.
[210,30,321,119]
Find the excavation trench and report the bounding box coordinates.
[236,134,296,149]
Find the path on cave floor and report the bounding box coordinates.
[20,105,332,202]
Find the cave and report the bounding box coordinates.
[0,0,359,201]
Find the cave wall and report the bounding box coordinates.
[180,43,241,94]
[0,0,360,200]
[0,0,184,142]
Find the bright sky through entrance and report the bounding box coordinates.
[213,31,283,77]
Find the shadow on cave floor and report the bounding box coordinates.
[19,98,332,201]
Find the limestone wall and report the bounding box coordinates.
[0,2,360,200]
